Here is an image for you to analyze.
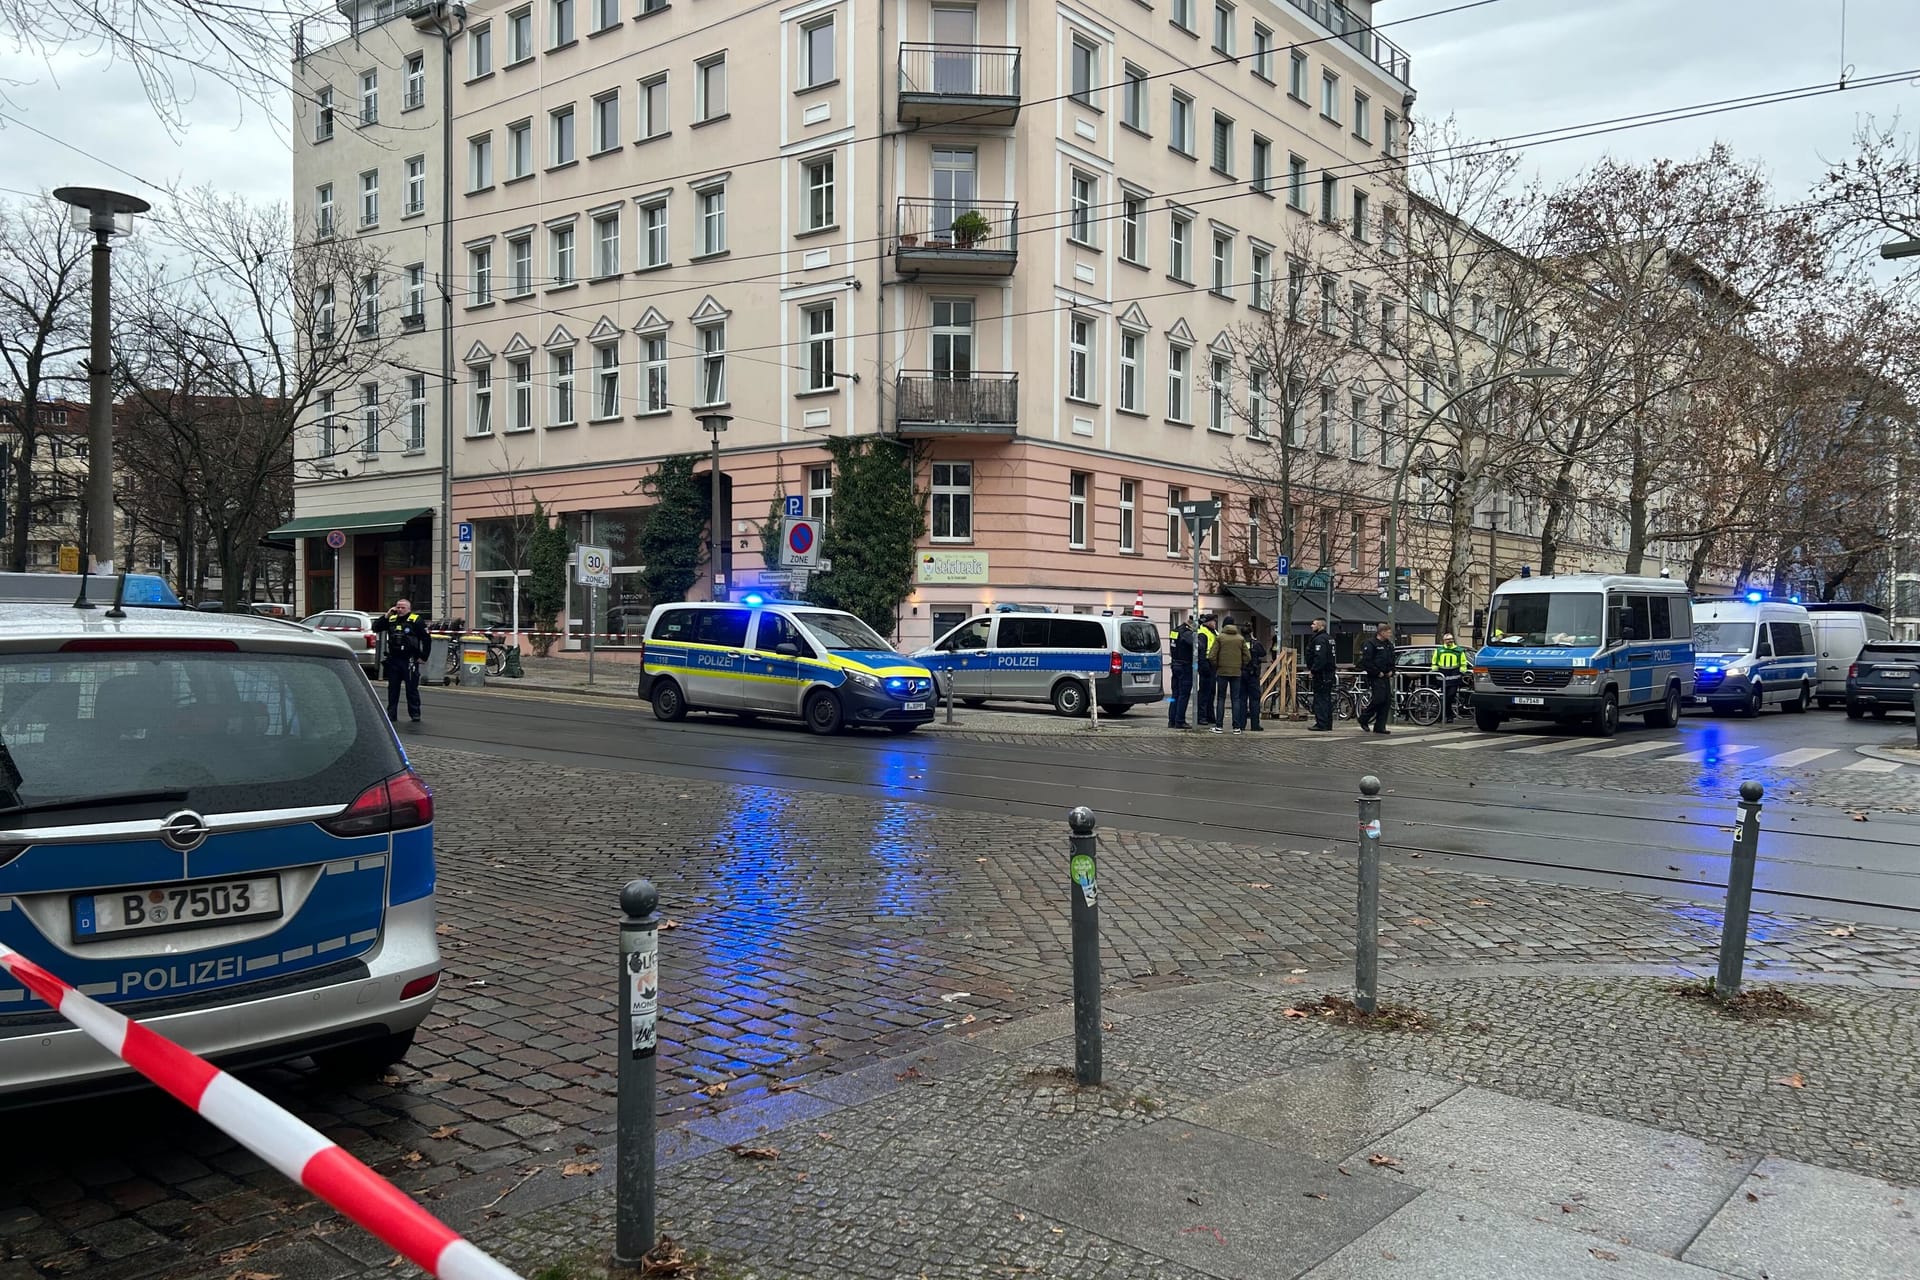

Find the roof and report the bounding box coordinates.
[269,507,434,539]
[1226,584,1438,629]
[1493,573,1688,593]
[0,603,345,657]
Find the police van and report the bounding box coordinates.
[0,571,183,609]
[1690,594,1818,716]
[1473,573,1695,737]
[639,596,937,734]
[913,611,1164,717]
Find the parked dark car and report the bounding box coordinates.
[1845,642,1920,719]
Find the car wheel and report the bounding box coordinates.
[961,698,987,709]
[1052,680,1089,717]
[1474,707,1503,733]
[1593,690,1620,737]
[1741,685,1763,718]
[651,679,688,722]
[1645,684,1681,729]
[1817,697,1836,710]
[804,689,844,735]
[1870,707,1889,720]
[1785,683,1811,713]
[1100,703,1131,718]
[1845,701,1865,720]
[310,1028,417,1080]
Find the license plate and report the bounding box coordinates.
[1512,696,1545,706]
[904,701,927,711]
[1130,673,1155,684]
[1688,695,1707,704]
[1883,669,1913,679]
[73,875,283,942]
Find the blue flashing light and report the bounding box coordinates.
[742,592,766,606]
[1744,590,1764,604]
[1789,594,1802,604]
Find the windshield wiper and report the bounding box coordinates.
[0,788,193,821]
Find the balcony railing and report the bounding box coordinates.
[897,43,1022,125]
[1281,0,1411,84]
[894,371,1018,437]
[895,198,1019,275]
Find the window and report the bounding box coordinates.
[1169,213,1191,281]
[403,263,426,323]
[551,222,576,285]
[1379,298,1397,354]
[1289,49,1307,99]
[470,367,494,436]
[1252,24,1273,78]
[804,302,836,392]
[359,170,379,226]
[1287,154,1307,209]
[359,383,380,456]
[1351,189,1369,240]
[802,17,836,86]
[1172,0,1195,32]
[1210,231,1232,294]
[404,156,425,216]
[1209,357,1229,431]
[932,461,972,541]
[697,55,727,121]
[1070,37,1096,106]
[508,234,533,296]
[468,135,493,191]
[1321,172,1338,223]
[1319,276,1337,332]
[1167,341,1191,421]
[1247,498,1261,563]
[640,74,668,138]
[696,185,726,255]
[804,154,835,230]
[1120,191,1145,264]
[1349,514,1365,571]
[550,349,576,425]
[1068,472,1091,548]
[807,465,832,523]
[1067,315,1093,401]
[1122,65,1148,130]
[592,92,619,153]
[1247,368,1268,436]
[1208,492,1224,559]
[1211,113,1233,173]
[314,284,335,340]
[640,198,668,267]
[1379,401,1397,466]
[1286,258,1305,319]
[1249,245,1271,309]
[1251,136,1272,193]
[550,104,576,165]
[404,53,425,110]
[1350,284,1368,345]
[1119,328,1143,412]
[359,70,378,124]
[357,271,378,330]
[1353,91,1371,142]
[1212,2,1233,51]
[1318,386,1335,451]
[315,183,334,236]
[509,357,532,429]
[508,7,532,61]
[1286,379,1305,446]
[315,87,335,141]
[406,375,427,450]
[1384,112,1402,157]
[593,0,618,31]
[593,210,620,277]
[1382,206,1403,256]
[642,335,668,411]
[508,120,533,178]
[697,322,726,404]
[1350,393,1368,459]
[1167,486,1186,555]
[470,23,493,77]
[1320,70,1339,120]
[1069,171,1096,245]
[1170,91,1194,156]
[550,0,575,44]
[1118,480,1137,552]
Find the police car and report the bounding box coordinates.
[638,596,937,734]
[0,603,441,1101]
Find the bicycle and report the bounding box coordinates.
[438,621,510,681]
[1294,677,1358,721]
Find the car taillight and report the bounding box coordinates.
[1848,663,1858,679]
[1109,651,1123,674]
[365,632,377,649]
[400,972,441,1001]
[320,770,435,837]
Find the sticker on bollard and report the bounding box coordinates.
[626,932,658,1057]
[1360,818,1381,840]
[1070,852,1097,907]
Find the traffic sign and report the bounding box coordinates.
[1177,498,1221,530]
[780,517,821,567]
[576,544,614,588]
[324,529,346,550]
[457,547,473,572]
[457,522,474,543]
[1275,554,1290,576]
[783,494,804,520]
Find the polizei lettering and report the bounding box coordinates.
[997,656,1041,667]
[120,955,246,995]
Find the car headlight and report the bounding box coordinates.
[848,671,880,690]
[1725,661,1750,677]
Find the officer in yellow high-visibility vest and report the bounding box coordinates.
[1431,632,1469,723]
[1196,616,1219,727]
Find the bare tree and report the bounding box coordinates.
[1817,115,1920,265]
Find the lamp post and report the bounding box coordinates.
[1477,499,1506,646]
[53,186,149,577]
[1382,365,1567,635]
[1880,238,1920,260]
[699,413,731,601]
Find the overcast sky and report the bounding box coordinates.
[0,0,1914,214]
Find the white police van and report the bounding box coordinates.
[1690,594,1818,716]
[913,610,1163,717]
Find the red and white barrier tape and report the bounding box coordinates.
[0,943,522,1280]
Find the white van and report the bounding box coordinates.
[1690,595,1818,716]
[1804,604,1893,707]
[913,611,1164,716]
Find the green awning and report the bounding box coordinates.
[268,508,433,540]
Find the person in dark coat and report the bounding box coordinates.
[372,597,432,722]
[1168,619,1195,729]
[1306,618,1338,731]
[1242,631,1266,731]
[1357,622,1397,735]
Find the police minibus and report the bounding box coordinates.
[1690,593,1818,716]
[913,611,1164,717]
[1472,573,1695,737]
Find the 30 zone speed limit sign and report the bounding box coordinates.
[780,517,821,567]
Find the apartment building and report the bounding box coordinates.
[287,1,453,616]
[1,401,91,571]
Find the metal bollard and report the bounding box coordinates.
[1355,775,1383,1014]
[1714,782,1765,1001]
[614,878,660,1266]
[1086,674,1099,731]
[1067,806,1103,1085]
[944,670,956,725]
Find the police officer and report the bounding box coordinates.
[1306,618,1338,731]
[1196,613,1219,728]
[1431,631,1469,723]
[1242,629,1267,732]
[1168,617,1195,729]
[1357,622,1396,735]
[372,597,431,723]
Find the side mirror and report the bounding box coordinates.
[776,642,799,657]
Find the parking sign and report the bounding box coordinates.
[457,522,474,543]
[780,517,821,567]
[783,494,804,519]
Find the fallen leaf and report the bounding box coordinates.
[434,923,453,935]
[1829,926,1856,938]
[1337,1167,1352,1177]
[726,1144,779,1160]
[400,1150,425,1165]
[1560,1203,1577,1214]
[768,1080,805,1093]
[560,1161,601,1177]
[1590,1248,1619,1262]
[659,919,680,931]
[1247,882,1274,890]
[1408,916,1433,926]
[896,1065,924,1082]
[1469,899,1490,907]
[1746,1192,1760,1203]
[1367,1154,1403,1169]
[706,1080,729,1095]
[217,1245,263,1265]
[1303,1191,1328,1200]
[427,1125,461,1140]
[1849,811,1870,822]
[1773,1072,1806,1089]
[1283,1008,1309,1019]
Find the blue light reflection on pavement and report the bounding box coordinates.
[1670,903,1783,945]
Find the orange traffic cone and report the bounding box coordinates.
[1132,589,1146,617]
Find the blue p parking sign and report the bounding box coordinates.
[1276,554,1290,576]
[783,495,804,519]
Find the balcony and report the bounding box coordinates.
[1281,0,1411,84]
[897,43,1022,125]
[895,198,1019,276]
[894,371,1018,438]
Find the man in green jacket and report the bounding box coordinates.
[1211,617,1250,733]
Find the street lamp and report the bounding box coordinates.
[1383,365,1567,634]
[1475,499,1506,646]
[53,185,149,578]
[699,413,731,600]
[1880,238,1920,260]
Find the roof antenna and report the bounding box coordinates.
[72,560,96,610]
[105,571,129,619]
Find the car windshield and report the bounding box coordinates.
[1693,622,1756,654]
[0,650,401,819]
[1487,593,1602,648]
[799,611,895,653]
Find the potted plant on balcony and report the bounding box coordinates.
[950,209,992,249]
